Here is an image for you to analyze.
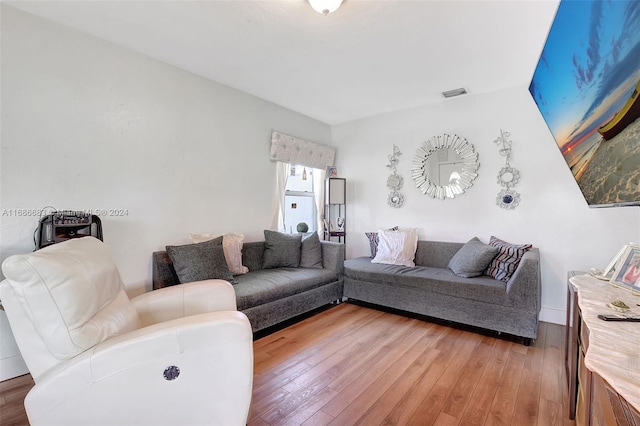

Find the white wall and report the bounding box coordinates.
[0,6,331,378]
[332,86,640,325]
[2,4,640,382]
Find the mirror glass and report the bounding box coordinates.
[411,134,479,199]
[497,166,520,187]
[500,172,514,183]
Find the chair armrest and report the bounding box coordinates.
[131,279,237,326]
[505,248,541,311]
[25,311,253,425]
[321,241,345,277]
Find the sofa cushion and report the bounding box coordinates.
[365,226,399,258]
[484,236,532,283]
[263,230,302,269]
[233,268,338,310]
[300,232,323,268]
[166,237,234,284]
[189,232,249,275]
[372,228,418,267]
[448,237,499,278]
[345,257,507,305]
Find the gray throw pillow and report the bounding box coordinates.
[300,232,323,268]
[263,230,302,269]
[166,236,234,284]
[448,237,499,278]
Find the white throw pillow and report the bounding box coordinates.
[371,228,418,267]
[189,233,249,275]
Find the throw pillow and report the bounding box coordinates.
[484,236,533,282]
[371,228,418,267]
[365,226,399,258]
[448,237,499,278]
[166,237,234,284]
[300,232,323,268]
[263,230,302,269]
[189,232,249,275]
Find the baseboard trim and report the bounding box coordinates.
[540,307,565,325]
[0,355,28,382]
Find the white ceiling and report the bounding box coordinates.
[5,0,560,125]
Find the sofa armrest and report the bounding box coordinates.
[505,248,541,311]
[131,280,237,326]
[25,311,253,425]
[321,241,345,277]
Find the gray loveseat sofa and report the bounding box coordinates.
[343,240,541,344]
[153,239,344,333]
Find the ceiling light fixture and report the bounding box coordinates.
[442,88,468,98]
[308,0,343,15]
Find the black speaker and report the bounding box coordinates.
[37,211,103,250]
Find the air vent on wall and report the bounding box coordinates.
[442,87,468,98]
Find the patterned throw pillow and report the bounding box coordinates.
[484,236,532,282]
[365,226,399,258]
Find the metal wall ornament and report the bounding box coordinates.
[493,130,521,209]
[411,133,479,200]
[386,145,404,208]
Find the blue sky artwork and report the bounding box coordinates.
[529,0,640,168]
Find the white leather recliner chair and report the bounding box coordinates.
[0,237,253,426]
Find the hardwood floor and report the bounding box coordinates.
[0,302,574,426]
[250,302,574,426]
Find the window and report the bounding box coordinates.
[284,165,316,234]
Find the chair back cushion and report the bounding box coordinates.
[1,237,141,360]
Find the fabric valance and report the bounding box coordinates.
[269,131,336,170]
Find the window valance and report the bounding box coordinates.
[270,131,336,170]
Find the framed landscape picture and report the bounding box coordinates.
[529,0,640,207]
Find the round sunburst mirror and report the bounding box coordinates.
[411,133,479,200]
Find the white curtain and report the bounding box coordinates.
[269,131,336,235]
[270,162,290,232]
[312,168,326,238]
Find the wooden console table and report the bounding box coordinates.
[566,272,640,425]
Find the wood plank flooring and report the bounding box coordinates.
[0,302,574,426]
[250,302,574,426]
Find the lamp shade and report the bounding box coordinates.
[308,0,343,15]
[326,178,346,205]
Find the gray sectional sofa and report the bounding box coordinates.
[153,239,344,333]
[343,240,541,344]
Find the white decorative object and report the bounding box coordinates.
[270,131,336,170]
[493,130,521,209]
[387,192,404,208]
[411,134,479,200]
[496,189,521,210]
[386,145,404,208]
[336,216,345,231]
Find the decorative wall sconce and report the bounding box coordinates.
[493,130,521,209]
[386,145,404,208]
